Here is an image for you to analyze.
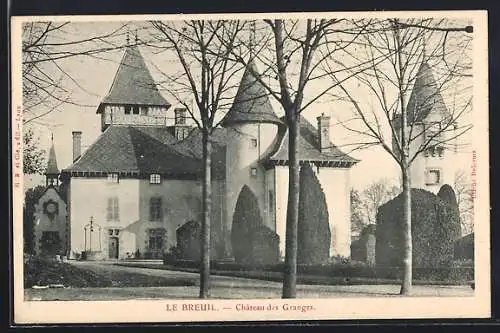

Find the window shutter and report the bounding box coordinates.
[114,198,119,221]
[107,198,113,221]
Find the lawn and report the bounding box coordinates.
[116,262,473,287]
[24,256,196,288]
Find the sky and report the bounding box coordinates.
[20,18,475,192]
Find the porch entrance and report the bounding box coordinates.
[108,236,119,259]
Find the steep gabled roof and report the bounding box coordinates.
[97,46,171,111]
[406,61,450,123]
[45,142,59,175]
[221,60,283,126]
[266,116,359,166]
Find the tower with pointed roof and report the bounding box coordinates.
[45,134,60,186]
[222,59,283,236]
[392,61,458,192]
[97,41,171,132]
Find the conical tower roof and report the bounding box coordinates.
[221,60,282,126]
[406,61,450,123]
[45,139,59,175]
[98,45,171,111]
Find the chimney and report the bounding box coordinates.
[317,113,331,153]
[174,108,189,140]
[72,131,82,162]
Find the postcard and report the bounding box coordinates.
[11,10,490,324]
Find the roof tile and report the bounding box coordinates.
[98,46,171,109]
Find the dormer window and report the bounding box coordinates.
[150,174,161,184]
[107,173,119,183]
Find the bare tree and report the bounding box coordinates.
[350,189,365,237]
[222,19,380,298]
[149,20,246,298]
[23,128,46,174]
[361,178,401,225]
[22,21,130,123]
[22,21,131,174]
[327,18,473,295]
[454,169,474,236]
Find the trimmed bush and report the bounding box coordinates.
[437,184,462,241]
[248,225,280,264]
[176,220,201,260]
[297,163,331,264]
[351,225,376,266]
[376,188,457,271]
[454,233,474,260]
[23,185,46,255]
[231,185,265,263]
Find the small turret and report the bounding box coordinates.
[224,59,283,243]
[45,134,59,186]
[392,60,458,193]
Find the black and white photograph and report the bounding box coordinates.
[11,11,490,323]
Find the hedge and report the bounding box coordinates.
[297,163,331,264]
[376,188,458,270]
[160,257,473,283]
[437,184,462,241]
[176,220,201,260]
[231,185,280,264]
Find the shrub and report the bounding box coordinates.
[176,220,201,260]
[297,163,331,264]
[454,233,474,260]
[376,188,457,271]
[248,225,280,265]
[231,185,264,263]
[23,185,46,255]
[437,184,462,241]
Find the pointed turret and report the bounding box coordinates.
[45,134,59,186]
[221,60,282,127]
[96,43,171,131]
[406,61,450,124]
[98,45,170,108]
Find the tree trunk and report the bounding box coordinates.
[200,130,212,298]
[282,117,300,298]
[399,166,412,295]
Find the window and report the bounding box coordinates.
[250,167,257,177]
[150,174,161,184]
[250,138,258,149]
[175,110,187,125]
[107,197,120,221]
[150,197,163,221]
[133,106,140,114]
[268,190,274,214]
[425,169,441,185]
[140,106,148,115]
[124,105,131,114]
[437,146,445,157]
[108,228,120,236]
[107,173,119,183]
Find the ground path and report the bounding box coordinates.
[25,261,474,301]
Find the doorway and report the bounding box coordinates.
[108,236,119,259]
